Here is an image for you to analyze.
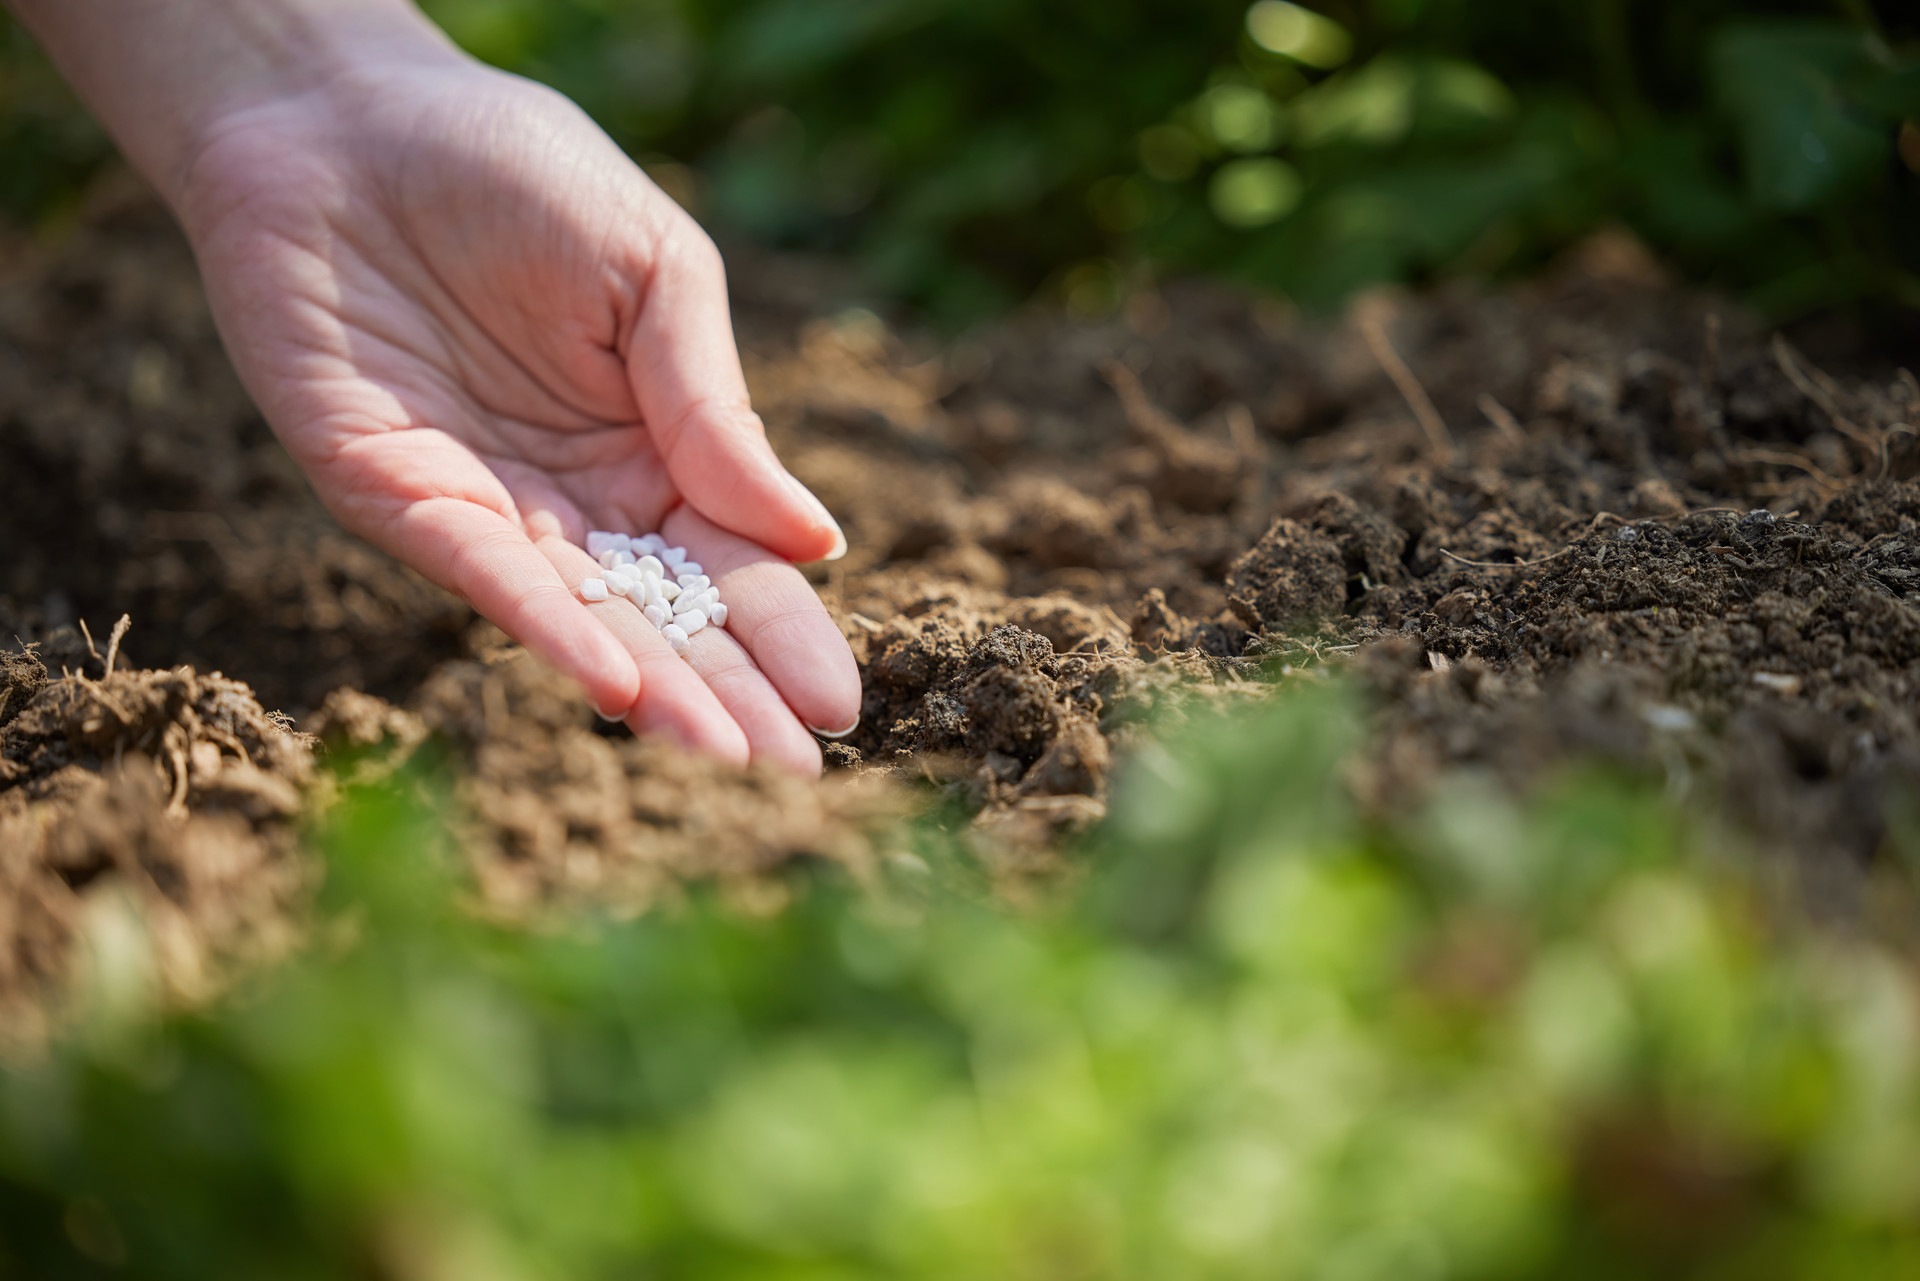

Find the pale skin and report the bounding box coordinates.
[7,0,861,774]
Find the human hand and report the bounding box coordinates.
[169,42,858,773]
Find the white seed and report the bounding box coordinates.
[709,601,728,627]
[661,546,688,568]
[675,608,708,636]
[661,622,690,653]
[635,555,665,579]
[579,576,609,602]
[644,601,670,629]
[679,561,703,577]
[677,573,709,591]
[586,531,621,557]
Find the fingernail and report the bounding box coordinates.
[807,712,860,739]
[784,471,847,561]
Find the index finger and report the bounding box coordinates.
[374,494,642,719]
[624,225,845,564]
[660,507,862,737]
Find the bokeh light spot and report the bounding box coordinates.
[1209,157,1303,228]
[1246,1,1353,70]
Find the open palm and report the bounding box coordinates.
[174,55,857,773]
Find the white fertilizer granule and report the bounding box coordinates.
[581,530,733,658]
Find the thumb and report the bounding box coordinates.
[627,236,845,563]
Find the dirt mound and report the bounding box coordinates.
[0,183,471,717]
[8,185,1920,1027]
[0,630,313,1050]
[744,239,1920,888]
[362,631,905,917]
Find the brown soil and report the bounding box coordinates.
[0,629,313,1049]
[6,179,1920,1032]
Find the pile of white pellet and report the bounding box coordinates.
[578,530,728,656]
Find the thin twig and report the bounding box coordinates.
[1101,359,1184,443]
[1225,403,1258,455]
[103,614,130,679]
[1361,313,1454,461]
[166,741,192,820]
[1772,334,1880,462]
[1438,546,1574,570]
[1476,393,1525,445]
[1881,425,1918,482]
[1726,445,1844,492]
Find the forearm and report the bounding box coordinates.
[4,0,457,207]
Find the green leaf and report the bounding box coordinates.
[1708,22,1891,213]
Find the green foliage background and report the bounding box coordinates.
[12,0,1916,321]
[8,684,1920,1277]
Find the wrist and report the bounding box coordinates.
[171,4,464,208]
[8,0,460,212]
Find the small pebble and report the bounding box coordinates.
[636,533,666,555]
[635,555,665,579]
[661,546,688,569]
[679,562,703,577]
[661,622,690,653]
[709,601,728,627]
[677,573,709,591]
[605,573,632,597]
[1642,704,1696,733]
[644,601,670,629]
[611,549,635,567]
[676,608,708,636]
[693,587,720,614]
[586,531,621,557]
[579,577,609,602]
[659,579,681,602]
[597,548,621,570]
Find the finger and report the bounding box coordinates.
[662,508,862,738]
[682,624,824,776]
[380,496,640,719]
[626,231,846,563]
[538,536,751,765]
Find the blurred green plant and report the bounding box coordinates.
[425,0,1920,320]
[2,2,1916,321]
[0,20,110,228]
[0,0,1907,324]
[7,680,1920,1277]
